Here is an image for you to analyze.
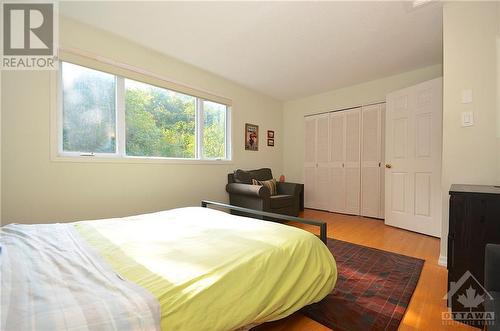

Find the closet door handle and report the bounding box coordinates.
[385,164,392,169]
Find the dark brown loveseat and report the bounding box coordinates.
[226,168,302,217]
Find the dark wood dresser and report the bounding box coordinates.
[448,184,500,322]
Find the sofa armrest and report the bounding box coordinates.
[226,183,270,199]
[485,243,500,292]
[277,182,301,196]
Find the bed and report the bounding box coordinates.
[1,202,337,331]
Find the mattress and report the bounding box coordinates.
[75,206,337,330]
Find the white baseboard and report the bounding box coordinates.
[438,255,447,267]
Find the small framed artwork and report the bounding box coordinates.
[267,130,275,139]
[267,139,274,147]
[245,123,259,151]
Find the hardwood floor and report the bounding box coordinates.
[254,209,475,331]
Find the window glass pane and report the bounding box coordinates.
[125,79,196,158]
[203,100,227,159]
[62,62,116,153]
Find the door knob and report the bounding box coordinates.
[385,164,392,169]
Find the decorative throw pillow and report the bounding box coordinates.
[252,178,278,196]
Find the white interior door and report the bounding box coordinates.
[344,108,361,215]
[329,111,346,213]
[385,77,442,237]
[361,104,383,218]
[304,116,317,209]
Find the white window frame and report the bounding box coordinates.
[53,61,232,164]
[198,99,232,161]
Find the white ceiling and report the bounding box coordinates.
[60,1,443,101]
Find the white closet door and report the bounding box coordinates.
[315,114,331,210]
[361,104,383,218]
[329,112,346,213]
[344,108,361,215]
[304,117,317,208]
[305,105,385,217]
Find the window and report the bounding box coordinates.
[202,100,227,159]
[59,62,230,161]
[62,62,116,154]
[125,79,196,158]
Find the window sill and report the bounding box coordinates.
[51,154,233,165]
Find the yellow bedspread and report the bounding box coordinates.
[75,207,337,331]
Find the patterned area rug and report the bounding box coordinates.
[301,238,424,331]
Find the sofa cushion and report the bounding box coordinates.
[249,168,273,181]
[269,195,294,209]
[233,169,253,184]
[252,178,277,195]
[233,168,273,184]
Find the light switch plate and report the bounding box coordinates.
[462,89,473,104]
[462,111,474,127]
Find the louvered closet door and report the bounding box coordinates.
[304,114,330,210]
[361,104,383,218]
[344,108,361,215]
[315,114,331,210]
[304,117,317,208]
[329,112,346,213]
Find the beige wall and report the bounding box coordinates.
[5,6,498,267]
[1,18,283,224]
[441,1,500,259]
[282,64,443,182]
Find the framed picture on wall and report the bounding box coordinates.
[267,139,274,147]
[245,123,259,151]
[267,130,275,138]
